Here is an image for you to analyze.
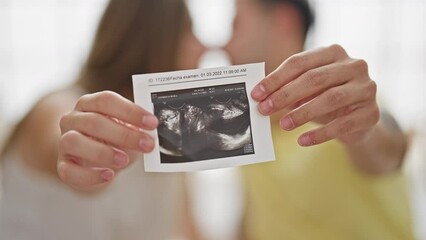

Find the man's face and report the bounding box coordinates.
[224,0,272,65]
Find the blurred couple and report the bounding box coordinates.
[0,0,414,239]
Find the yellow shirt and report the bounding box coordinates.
[241,116,414,240]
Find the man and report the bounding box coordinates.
[224,0,414,239]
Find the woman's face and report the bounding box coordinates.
[175,26,206,70]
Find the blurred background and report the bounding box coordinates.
[0,0,425,239]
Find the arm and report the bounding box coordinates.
[343,110,407,174]
[250,44,406,175]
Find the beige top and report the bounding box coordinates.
[0,149,185,240]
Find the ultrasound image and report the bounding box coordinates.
[152,83,254,163]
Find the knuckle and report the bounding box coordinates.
[264,73,278,88]
[302,109,313,122]
[338,119,354,135]
[327,89,347,107]
[101,90,117,99]
[93,95,107,111]
[371,105,380,124]
[59,113,71,132]
[274,87,290,103]
[293,109,312,124]
[118,129,135,146]
[351,58,369,73]
[343,105,354,115]
[93,91,115,111]
[304,69,326,88]
[81,113,99,133]
[366,81,377,100]
[60,131,80,151]
[329,44,347,58]
[75,94,90,110]
[266,73,278,84]
[287,54,307,71]
[81,113,99,134]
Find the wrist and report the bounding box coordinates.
[344,123,407,175]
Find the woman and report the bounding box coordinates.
[0,0,205,239]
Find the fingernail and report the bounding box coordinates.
[259,98,273,115]
[280,116,295,130]
[139,138,154,152]
[101,169,114,181]
[298,134,312,146]
[114,152,129,168]
[142,115,158,128]
[251,84,266,100]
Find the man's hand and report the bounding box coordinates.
[251,44,379,147]
[58,91,158,190]
[251,44,406,174]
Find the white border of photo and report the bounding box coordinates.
[132,62,275,172]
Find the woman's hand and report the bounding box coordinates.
[251,44,379,147]
[57,91,158,190]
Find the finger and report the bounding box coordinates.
[287,95,317,110]
[60,130,130,169]
[279,81,373,130]
[251,44,348,101]
[297,104,380,147]
[61,112,155,152]
[313,102,363,125]
[258,61,352,115]
[57,159,115,189]
[75,91,158,130]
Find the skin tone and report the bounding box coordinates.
[224,0,407,174]
[56,30,205,191]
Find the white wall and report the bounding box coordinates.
[1,0,425,130]
[0,0,107,126]
[310,0,426,130]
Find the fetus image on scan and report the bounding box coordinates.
[152,83,254,163]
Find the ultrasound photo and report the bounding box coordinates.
[151,83,254,164]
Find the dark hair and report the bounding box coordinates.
[261,0,314,39]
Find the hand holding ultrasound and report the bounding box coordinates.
[133,63,275,172]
